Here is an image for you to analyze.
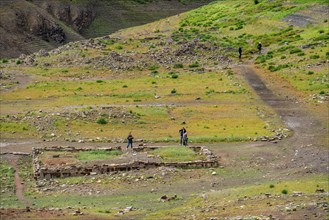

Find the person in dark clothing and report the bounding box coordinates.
[179,127,186,145]
[127,133,134,148]
[183,131,188,146]
[257,42,262,54]
[238,47,242,59]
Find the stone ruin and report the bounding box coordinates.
[32,146,219,180]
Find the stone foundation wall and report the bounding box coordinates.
[32,146,219,180]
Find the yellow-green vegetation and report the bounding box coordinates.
[38,150,123,166]
[145,174,329,219]
[0,68,281,142]
[76,150,122,161]
[150,147,205,162]
[173,0,329,97]
[0,159,20,208]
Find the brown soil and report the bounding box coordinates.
[6,155,29,207]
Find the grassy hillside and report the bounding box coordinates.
[0,0,328,219]
[1,0,328,143]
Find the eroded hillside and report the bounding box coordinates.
[0,0,212,58]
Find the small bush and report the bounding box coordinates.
[2,58,8,63]
[269,184,275,188]
[16,60,22,65]
[150,70,159,76]
[189,62,200,68]
[281,55,286,59]
[96,80,104,83]
[297,52,305,56]
[97,118,108,125]
[326,52,329,59]
[115,45,123,50]
[290,48,302,54]
[268,64,290,72]
[310,54,320,59]
[307,71,314,75]
[281,189,288,194]
[171,88,177,94]
[254,0,259,4]
[171,74,178,79]
[122,85,128,88]
[174,63,184,68]
[148,65,159,71]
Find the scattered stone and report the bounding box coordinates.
[315,188,325,193]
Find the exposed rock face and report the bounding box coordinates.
[40,1,95,32]
[0,0,213,58]
[15,10,65,43]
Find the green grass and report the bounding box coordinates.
[76,150,123,161]
[150,147,205,162]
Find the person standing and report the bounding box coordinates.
[257,42,262,54]
[183,131,188,146]
[127,132,134,149]
[238,47,242,59]
[179,127,186,145]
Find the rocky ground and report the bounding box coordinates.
[0,63,328,219]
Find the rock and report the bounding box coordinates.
[211,171,217,175]
[315,188,325,193]
[160,195,168,201]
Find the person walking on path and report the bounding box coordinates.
[179,127,186,145]
[183,131,188,146]
[238,47,242,59]
[127,132,134,149]
[257,42,262,54]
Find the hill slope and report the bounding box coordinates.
[0,0,212,58]
[0,0,328,219]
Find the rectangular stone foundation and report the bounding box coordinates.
[32,146,219,180]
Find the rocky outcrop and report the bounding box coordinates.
[15,10,65,43]
[40,1,95,33]
[0,0,213,58]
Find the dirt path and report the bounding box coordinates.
[234,64,328,174]
[7,155,30,207]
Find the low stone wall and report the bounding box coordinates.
[32,146,219,180]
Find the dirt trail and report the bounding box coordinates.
[7,155,30,207]
[234,64,328,174]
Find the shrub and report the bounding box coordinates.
[96,80,104,83]
[326,52,329,59]
[174,63,184,68]
[2,58,8,63]
[97,118,108,125]
[189,62,200,68]
[171,88,177,94]
[268,64,290,72]
[281,189,288,194]
[171,74,178,79]
[307,71,314,75]
[290,48,302,54]
[122,85,128,88]
[310,54,320,59]
[297,52,305,56]
[269,184,275,188]
[254,0,259,4]
[16,60,22,65]
[281,55,286,59]
[148,65,159,70]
